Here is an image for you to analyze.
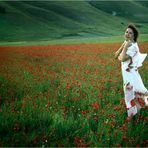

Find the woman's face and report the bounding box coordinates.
[124,28,134,41]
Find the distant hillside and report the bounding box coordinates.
[0,1,148,43]
[89,1,148,23]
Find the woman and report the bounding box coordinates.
[115,24,148,117]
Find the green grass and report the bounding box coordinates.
[0,34,148,46]
[0,42,148,147]
[89,1,148,23]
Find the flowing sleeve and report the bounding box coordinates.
[126,43,147,68]
[137,53,147,68]
[126,44,137,58]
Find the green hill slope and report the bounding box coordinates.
[0,1,148,43]
[89,1,148,23]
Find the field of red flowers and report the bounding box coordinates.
[0,42,148,147]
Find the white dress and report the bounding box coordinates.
[121,42,148,117]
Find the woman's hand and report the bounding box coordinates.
[114,51,120,59]
[118,40,132,62]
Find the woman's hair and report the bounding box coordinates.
[126,23,139,42]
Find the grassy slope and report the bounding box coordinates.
[89,1,148,22]
[0,1,148,45]
[89,1,148,32]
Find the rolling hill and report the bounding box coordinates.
[0,1,148,43]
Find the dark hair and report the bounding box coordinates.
[127,24,139,42]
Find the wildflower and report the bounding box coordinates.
[90,102,100,110]
[108,79,113,82]
[23,96,29,102]
[67,82,71,87]
[125,116,130,122]
[122,136,127,140]
[45,105,49,108]
[77,83,81,87]
[33,141,37,145]
[13,123,20,131]
[81,110,87,116]
[93,117,98,121]
[109,123,114,128]
[115,144,122,148]
[137,98,145,106]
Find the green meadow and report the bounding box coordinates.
[0,42,148,147]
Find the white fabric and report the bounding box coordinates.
[121,42,148,117]
[126,44,137,57]
[136,53,147,68]
[126,42,147,68]
[127,106,137,117]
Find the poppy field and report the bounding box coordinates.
[0,42,148,147]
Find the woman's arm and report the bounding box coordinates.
[114,41,126,59]
[118,41,131,62]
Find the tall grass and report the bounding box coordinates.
[0,43,148,147]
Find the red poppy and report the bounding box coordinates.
[90,102,100,110]
[93,117,98,121]
[137,98,145,107]
[77,83,81,87]
[125,116,130,122]
[122,136,127,140]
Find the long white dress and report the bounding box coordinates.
[121,42,148,117]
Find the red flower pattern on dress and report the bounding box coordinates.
[126,58,133,72]
[126,83,133,91]
[130,100,136,107]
